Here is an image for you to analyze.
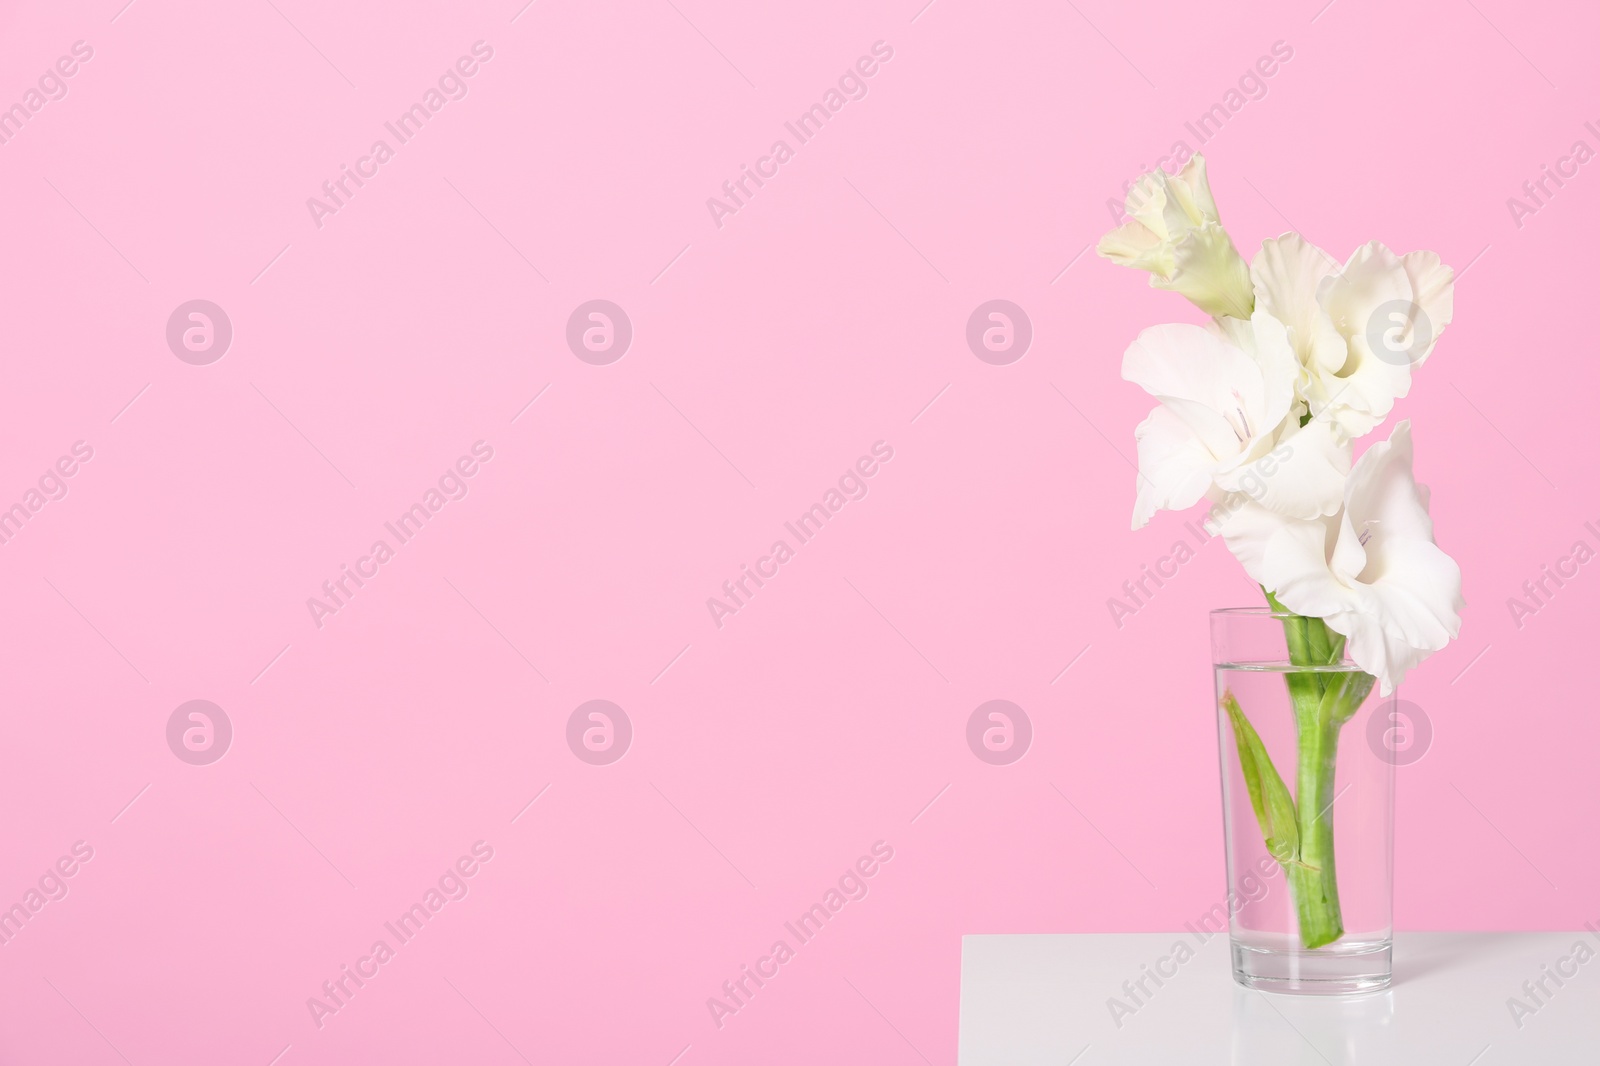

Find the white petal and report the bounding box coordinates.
[1321,242,1413,340]
[1316,242,1416,432]
[1130,406,1217,529]
[1398,249,1455,368]
[1325,568,1460,696]
[1157,396,1244,463]
[1210,311,1297,434]
[1251,233,1348,375]
[1123,170,1173,238]
[1321,397,1385,439]
[1343,421,1435,550]
[1122,324,1264,459]
[1215,416,1351,520]
[1097,220,1172,274]
[1324,422,1464,692]
[1174,154,1220,224]
[1212,501,1347,617]
[1327,509,1367,587]
[1155,170,1204,237]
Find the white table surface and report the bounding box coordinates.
[958,932,1600,1065]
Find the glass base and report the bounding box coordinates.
[1232,937,1392,995]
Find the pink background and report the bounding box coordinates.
[3,0,1598,1062]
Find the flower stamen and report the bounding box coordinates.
[1223,389,1253,443]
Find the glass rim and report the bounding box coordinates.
[1209,606,1298,618]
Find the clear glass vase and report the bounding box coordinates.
[1211,607,1394,994]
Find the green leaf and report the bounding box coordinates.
[1221,690,1300,866]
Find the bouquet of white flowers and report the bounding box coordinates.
[1099,156,1465,949]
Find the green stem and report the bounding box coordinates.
[1260,589,1375,949]
[1289,698,1344,948]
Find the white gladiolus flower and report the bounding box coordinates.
[1098,155,1255,320]
[1251,235,1454,438]
[1099,152,1465,952]
[1212,421,1464,694]
[1122,311,1350,529]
